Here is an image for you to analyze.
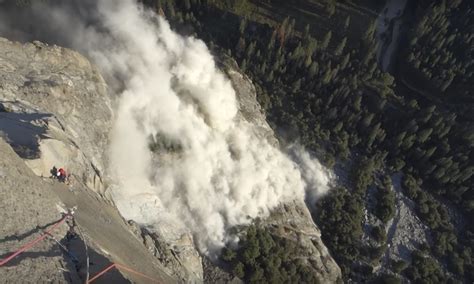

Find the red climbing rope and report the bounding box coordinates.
[0,214,71,266]
[87,263,116,283]
[88,263,160,283]
[1,210,161,284]
[115,263,161,283]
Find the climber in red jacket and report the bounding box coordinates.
[57,168,67,183]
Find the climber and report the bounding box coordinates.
[50,166,58,179]
[57,168,67,183]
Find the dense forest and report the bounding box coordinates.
[402,0,473,106]
[221,225,323,283]
[143,0,472,282]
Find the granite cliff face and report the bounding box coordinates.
[0,37,341,283]
[0,38,112,195]
[0,138,80,283]
[222,57,342,283]
[0,38,173,283]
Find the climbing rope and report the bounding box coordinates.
[0,213,71,266]
[88,263,161,283]
[87,263,116,283]
[1,209,162,284]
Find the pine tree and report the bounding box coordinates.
[321,31,332,50]
[364,20,377,43]
[288,18,296,39]
[239,17,247,35]
[326,2,335,16]
[341,53,350,69]
[246,41,256,59]
[344,16,351,30]
[303,24,310,39]
[304,55,312,68]
[260,61,267,74]
[236,36,246,56]
[292,79,301,92]
[309,61,319,77]
[184,0,191,10]
[304,37,318,58]
[335,37,347,56]
[267,70,274,82]
[278,17,289,46]
[241,58,248,71]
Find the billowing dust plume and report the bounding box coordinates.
[0,0,332,255]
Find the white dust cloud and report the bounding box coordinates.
[0,0,333,255]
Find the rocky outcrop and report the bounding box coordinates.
[0,138,80,283]
[361,173,431,278]
[0,37,174,283]
[0,136,175,283]
[221,56,342,282]
[263,200,342,282]
[128,221,203,283]
[0,38,112,194]
[219,55,277,147]
[203,257,243,284]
